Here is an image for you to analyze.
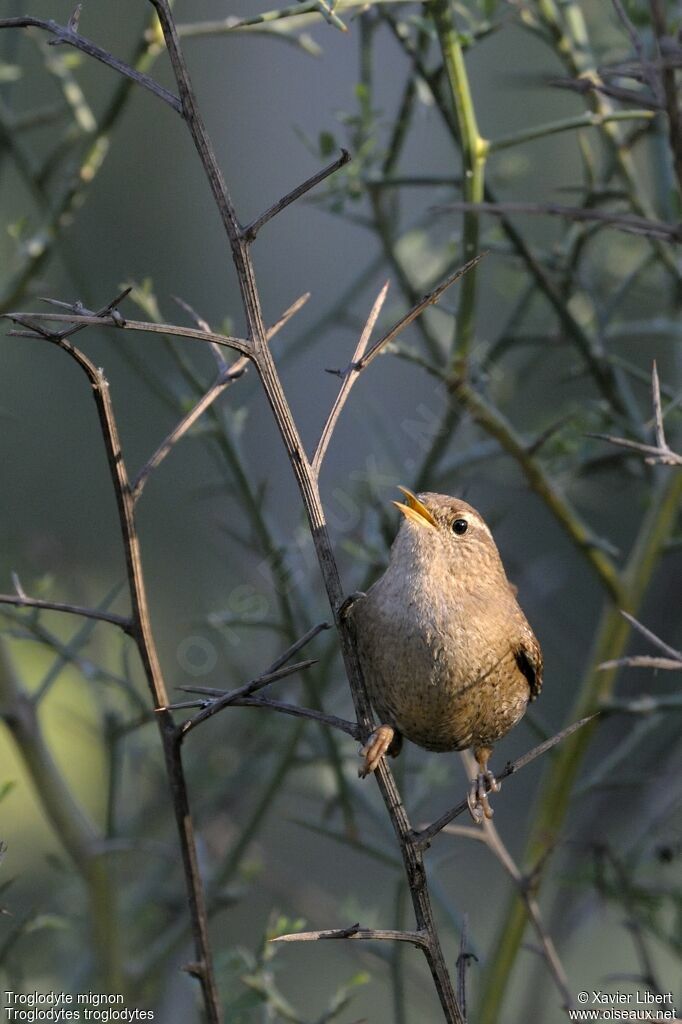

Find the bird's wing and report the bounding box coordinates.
[514,629,543,700]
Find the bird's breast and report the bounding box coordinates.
[353,574,530,752]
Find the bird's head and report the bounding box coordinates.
[391,487,507,581]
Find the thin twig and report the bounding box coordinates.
[621,610,682,659]
[131,294,310,500]
[176,659,318,737]
[223,696,361,738]
[459,750,573,1012]
[266,620,332,671]
[311,281,389,474]
[3,310,252,357]
[352,254,486,374]
[440,200,682,242]
[587,433,682,465]
[599,655,681,670]
[0,17,181,114]
[610,0,660,101]
[589,363,682,465]
[271,925,430,949]
[413,715,599,850]
[147,1,466,1017]
[3,298,221,1020]
[242,150,351,240]
[551,74,662,110]
[0,594,133,635]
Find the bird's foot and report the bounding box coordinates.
[339,591,366,623]
[467,768,501,823]
[358,724,395,778]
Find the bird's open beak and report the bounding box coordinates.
[393,486,438,530]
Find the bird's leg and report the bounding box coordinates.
[467,745,501,823]
[358,725,401,778]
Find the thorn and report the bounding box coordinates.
[11,572,26,600]
[180,961,205,979]
[68,4,83,33]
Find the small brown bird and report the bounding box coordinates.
[350,487,542,821]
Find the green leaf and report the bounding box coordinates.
[25,914,70,933]
[319,131,337,157]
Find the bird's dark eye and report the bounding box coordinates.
[452,518,468,535]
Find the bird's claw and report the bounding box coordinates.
[467,768,501,823]
[358,724,395,778]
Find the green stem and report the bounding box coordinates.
[535,0,679,282]
[478,467,682,1024]
[0,645,121,990]
[430,0,487,372]
[489,110,655,153]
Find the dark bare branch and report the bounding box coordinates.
[459,751,573,1011]
[266,620,332,671]
[456,914,473,1022]
[349,254,486,375]
[3,310,252,358]
[2,298,221,1018]
[610,0,660,101]
[0,17,181,114]
[550,74,662,110]
[132,293,311,500]
[0,593,133,635]
[242,150,351,241]
[441,201,681,242]
[177,659,318,738]
[214,695,360,737]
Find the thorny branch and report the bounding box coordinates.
[4,3,673,1022]
[1,292,222,1022]
[4,308,253,358]
[0,592,133,635]
[412,714,599,850]
[0,16,181,113]
[590,362,682,467]
[454,751,573,1013]
[2,3,476,1019]
[599,611,682,672]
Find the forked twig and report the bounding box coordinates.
[413,714,599,850]
[1,291,221,1021]
[0,17,181,113]
[242,150,351,241]
[132,293,310,500]
[353,254,486,374]
[176,658,318,737]
[589,363,682,466]
[312,281,389,474]
[599,611,682,670]
[0,592,133,635]
[3,309,252,358]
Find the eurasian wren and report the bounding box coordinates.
[350,488,543,821]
